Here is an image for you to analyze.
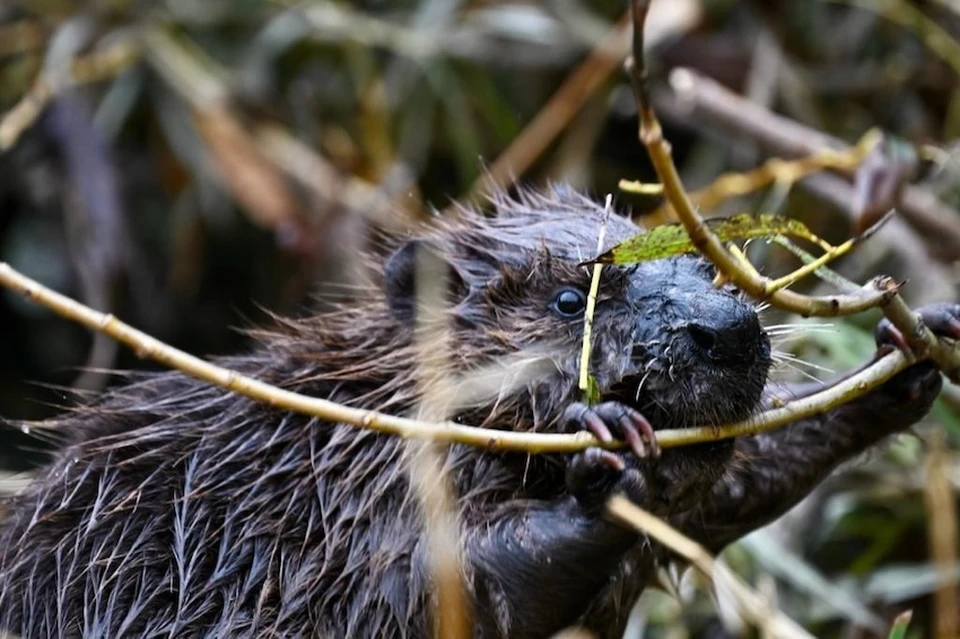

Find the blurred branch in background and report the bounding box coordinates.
[923,431,959,639]
[0,37,139,151]
[608,495,814,638]
[459,0,700,208]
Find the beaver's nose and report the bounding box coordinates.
[683,302,766,367]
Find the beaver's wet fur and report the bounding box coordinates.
[0,188,948,637]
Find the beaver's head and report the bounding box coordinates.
[381,187,771,435]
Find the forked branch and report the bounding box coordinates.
[626,0,888,317]
[626,0,960,382]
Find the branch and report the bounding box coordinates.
[625,0,895,317]
[922,432,960,639]
[880,289,960,383]
[579,195,613,402]
[626,0,960,381]
[660,68,960,258]
[455,1,700,210]
[653,345,907,446]
[459,12,631,208]
[408,246,472,638]
[3,8,958,453]
[651,128,881,221]
[0,261,941,454]
[0,38,140,151]
[142,27,420,235]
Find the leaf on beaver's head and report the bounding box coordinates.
[589,214,823,265]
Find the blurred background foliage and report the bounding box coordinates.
[1,0,960,636]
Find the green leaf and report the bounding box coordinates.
[592,214,823,265]
[583,375,601,406]
[887,609,912,639]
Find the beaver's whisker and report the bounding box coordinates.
[764,322,835,331]
[770,359,826,384]
[634,371,651,404]
[771,351,834,374]
[770,337,808,350]
[769,332,834,342]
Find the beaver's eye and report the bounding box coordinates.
[550,288,587,318]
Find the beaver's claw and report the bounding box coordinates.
[867,303,957,423]
[562,401,658,514]
[566,448,648,515]
[875,303,960,353]
[562,401,659,459]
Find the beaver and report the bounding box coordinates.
[0,187,953,638]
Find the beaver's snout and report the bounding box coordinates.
[619,257,772,429]
[681,296,767,368]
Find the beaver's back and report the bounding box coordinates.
[0,343,439,636]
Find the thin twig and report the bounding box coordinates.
[653,78,955,302]
[144,27,420,233]
[459,11,631,207]
[661,67,960,257]
[879,289,960,382]
[0,80,51,152]
[650,344,908,446]
[922,431,960,639]
[648,128,881,223]
[579,195,613,400]
[408,246,472,639]
[456,1,700,209]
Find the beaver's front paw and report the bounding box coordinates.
[875,302,960,352]
[563,401,658,514]
[869,303,958,423]
[561,401,660,458]
[566,448,648,515]
[866,357,942,427]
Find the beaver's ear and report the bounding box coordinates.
[383,240,468,322]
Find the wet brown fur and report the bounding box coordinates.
[0,187,946,638]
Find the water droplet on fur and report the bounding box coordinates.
[19,424,30,434]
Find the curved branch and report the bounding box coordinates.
[0,262,938,455]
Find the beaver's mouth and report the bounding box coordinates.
[603,369,766,432]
